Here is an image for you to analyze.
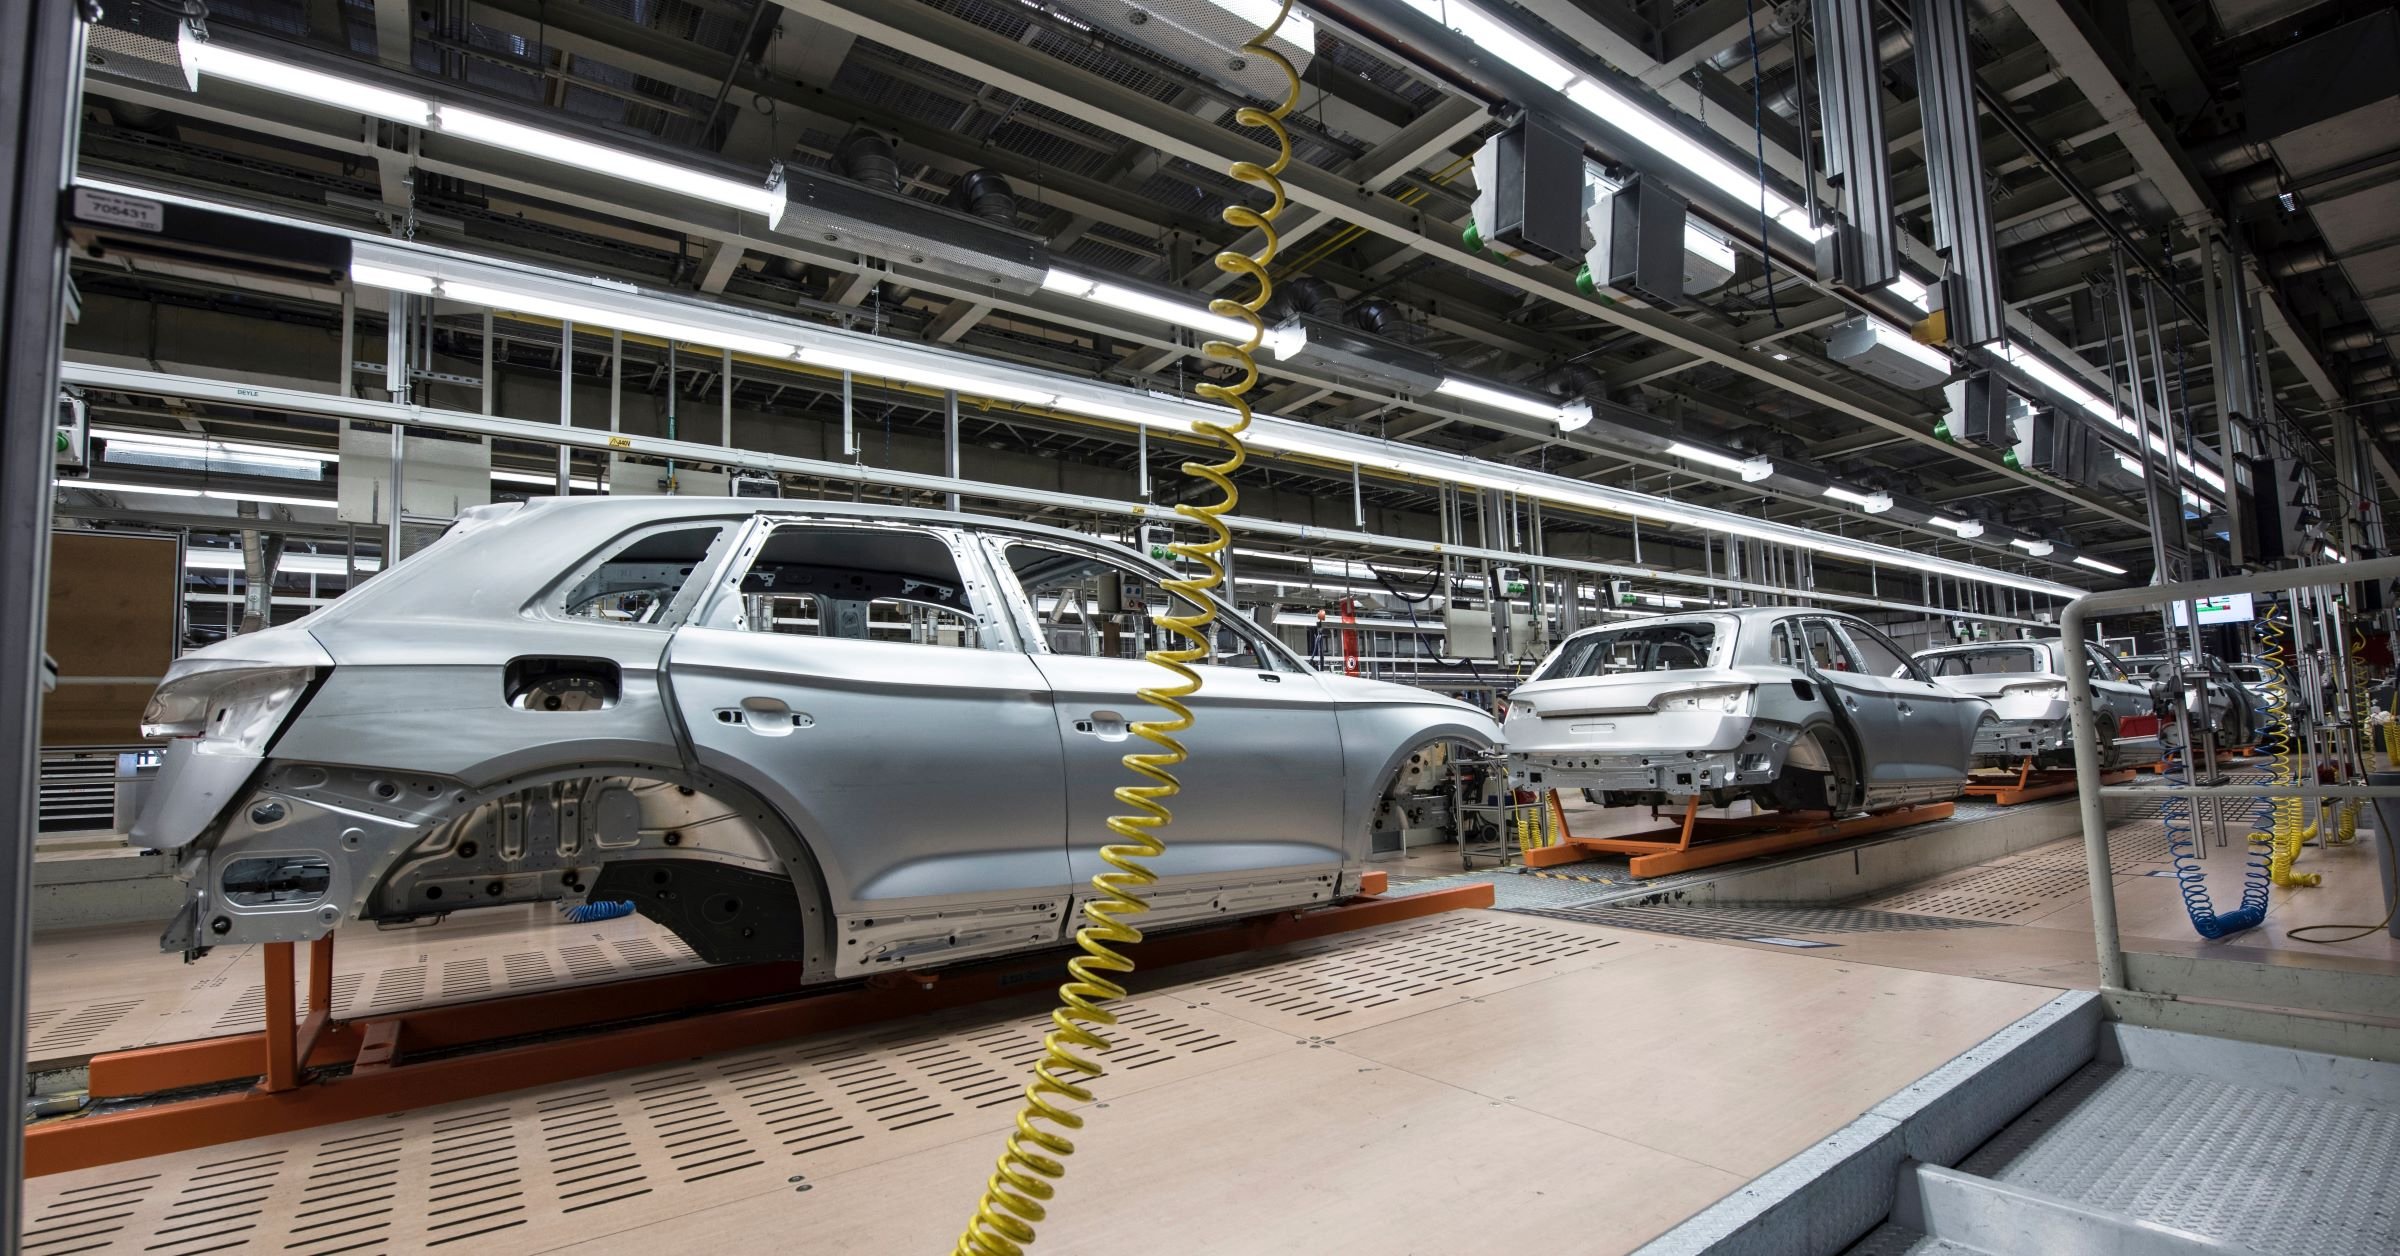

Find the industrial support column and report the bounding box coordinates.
[943,389,960,511]
[1911,0,2003,346]
[2,0,85,1241]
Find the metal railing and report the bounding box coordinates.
[2061,556,2400,1056]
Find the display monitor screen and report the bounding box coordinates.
[2171,592,2255,626]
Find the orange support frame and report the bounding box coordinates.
[1963,759,2136,806]
[1519,796,1955,878]
[32,882,1493,1177]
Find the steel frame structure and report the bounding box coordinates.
[2063,555,2400,1059]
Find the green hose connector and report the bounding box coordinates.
[1462,220,1483,252]
[1574,263,1594,297]
[1932,420,1953,443]
[2002,448,2022,470]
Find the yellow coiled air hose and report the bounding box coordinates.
[2254,616,2320,887]
[950,7,1299,1253]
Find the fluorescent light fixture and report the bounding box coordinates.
[186,550,381,575]
[56,478,200,497]
[434,106,783,224]
[1823,485,1893,514]
[1884,273,1930,313]
[93,427,337,464]
[349,261,437,296]
[192,43,431,123]
[801,346,1060,407]
[1436,376,1574,423]
[2010,538,2055,557]
[438,278,802,359]
[1666,442,1751,472]
[1771,351,1791,361]
[2322,546,2343,562]
[2072,555,2127,575]
[1050,393,1192,430]
[193,46,780,226]
[350,258,804,359]
[1041,268,1252,342]
[1927,516,1985,539]
[491,468,602,489]
[202,489,335,509]
[101,432,327,479]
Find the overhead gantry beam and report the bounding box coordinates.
[783,0,2144,529]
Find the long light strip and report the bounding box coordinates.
[1434,376,1591,432]
[94,427,337,466]
[2072,555,2127,575]
[437,278,802,359]
[1822,485,1893,514]
[56,478,335,509]
[1999,343,2225,500]
[1927,515,1985,538]
[1040,268,1251,342]
[191,43,783,226]
[340,242,2087,599]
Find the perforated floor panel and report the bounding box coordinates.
[25,915,704,1066]
[18,912,1644,1253]
[1959,1062,2400,1254]
[1505,903,1999,942]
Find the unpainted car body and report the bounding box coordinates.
[2122,653,2272,747]
[1502,607,1990,814]
[1912,640,2164,768]
[131,497,1498,981]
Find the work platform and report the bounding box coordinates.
[1964,762,2137,806]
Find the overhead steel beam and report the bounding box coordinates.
[1812,0,1899,289]
[787,0,2144,530]
[1999,0,2348,412]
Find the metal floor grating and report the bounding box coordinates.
[1505,903,1999,941]
[1959,1062,2400,1254]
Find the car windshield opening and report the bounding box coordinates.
[1917,646,2047,677]
[1540,618,1726,680]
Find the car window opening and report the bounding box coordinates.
[733,525,981,648]
[1917,646,2048,678]
[1539,617,1730,681]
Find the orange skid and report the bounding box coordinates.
[1521,796,1954,878]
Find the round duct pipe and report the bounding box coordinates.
[2324,323,2381,354]
[2222,164,2286,210]
[1994,206,2092,249]
[1705,1,1802,72]
[2266,243,2334,280]
[834,127,902,193]
[946,169,1017,224]
[1347,295,1399,338]
[1267,275,1342,322]
[2006,220,2117,271]
[2192,136,2274,177]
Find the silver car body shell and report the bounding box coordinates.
[1913,641,2163,766]
[1502,607,1988,812]
[130,497,1498,980]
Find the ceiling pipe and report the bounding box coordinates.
[2266,242,2335,280]
[2324,323,2382,354]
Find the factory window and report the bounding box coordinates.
[1000,542,1287,670]
[557,523,731,627]
[721,524,982,648]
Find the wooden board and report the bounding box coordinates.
[39,530,179,746]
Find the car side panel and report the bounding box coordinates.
[279,617,689,787]
[662,624,1070,915]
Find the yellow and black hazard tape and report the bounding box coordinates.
[1524,869,1618,885]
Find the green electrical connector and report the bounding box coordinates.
[1462,220,1483,252]
[1932,420,1953,443]
[1574,263,1595,297]
[2002,448,2022,470]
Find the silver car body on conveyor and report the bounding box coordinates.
[1502,606,1990,814]
[128,497,1498,980]
[1913,640,2164,768]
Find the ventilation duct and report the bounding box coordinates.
[833,128,902,193]
[946,169,1017,225]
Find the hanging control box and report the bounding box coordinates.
[1474,113,1584,264]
